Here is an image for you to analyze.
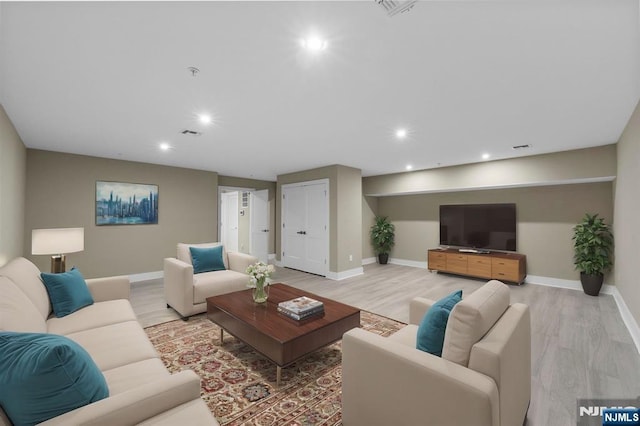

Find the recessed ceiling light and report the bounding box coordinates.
[159,143,171,151]
[301,36,327,52]
[396,128,408,139]
[198,114,212,125]
[482,153,490,160]
[406,164,413,171]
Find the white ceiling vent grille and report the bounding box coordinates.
[375,0,417,17]
[180,129,201,136]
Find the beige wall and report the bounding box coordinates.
[276,165,362,274]
[615,100,640,325]
[377,182,613,281]
[218,176,277,255]
[362,196,378,260]
[0,105,26,267]
[336,165,363,271]
[364,145,616,196]
[26,150,218,278]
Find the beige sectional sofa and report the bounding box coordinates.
[0,257,217,426]
[164,242,257,319]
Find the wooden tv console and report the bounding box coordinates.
[427,248,526,284]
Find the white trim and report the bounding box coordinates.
[611,288,640,354]
[365,176,617,197]
[362,257,376,265]
[525,275,614,295]
[274,259,283,267]
[326,267,364,281]
[389,258,427,269]
[268,253,276,261]
[129,271,163,283]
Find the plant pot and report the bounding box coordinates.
[580,273,604,296]
[378,253,389,265]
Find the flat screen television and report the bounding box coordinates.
[439,203,517,252]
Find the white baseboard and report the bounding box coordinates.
[362,257,377,265]
[268,253,276,261]
[129,271,163,283]
[326,267,364,281]
[274,259,283,267]
[611,288,640,354]
[525,275,615,295]
[389,258,427,269]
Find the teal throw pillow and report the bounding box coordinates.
[0,332,109,425]
[41,267,94,318]
[190,245,226,274]
[416,290,463,356]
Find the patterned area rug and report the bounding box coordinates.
[144,311,404,425]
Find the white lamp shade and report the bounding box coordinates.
[32,228,84,255]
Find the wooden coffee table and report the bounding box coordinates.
[206,283,360,386]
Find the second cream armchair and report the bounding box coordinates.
[164,242,258,319]
[342,280,531,426]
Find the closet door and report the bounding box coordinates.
[282,180,328,276]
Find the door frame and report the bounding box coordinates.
[249,189,270,263]
[218,186,254,252]
[281,178,330,276]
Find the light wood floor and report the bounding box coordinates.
[130,263,640,426]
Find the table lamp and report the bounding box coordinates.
[32,227,84,273]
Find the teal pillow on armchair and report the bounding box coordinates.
[416,290,463,356]
[190,245,226,273]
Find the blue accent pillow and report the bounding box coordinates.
[0,332,109,425]
[190,245,226,274]
[41,267,94,318]
[416,290,463,356]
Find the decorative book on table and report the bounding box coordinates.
[277,305,324,321]
[278,296,324,314]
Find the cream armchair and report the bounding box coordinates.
[342,280,531,426]
[164,243,258,319]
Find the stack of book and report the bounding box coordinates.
[277,296,324,321]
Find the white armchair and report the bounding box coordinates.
[164,243,258,319]
[342,280,531,426]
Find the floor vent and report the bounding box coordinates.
[375,0,417,17]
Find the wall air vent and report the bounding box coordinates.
[512,144,531,150]
[375,0,417,17]
[180,129,201,136]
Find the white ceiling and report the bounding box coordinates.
[1,1,639,181]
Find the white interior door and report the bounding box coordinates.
[283,185,306,272]
[304,183,328,275]
[250,189,269,263]
[282,180,328,276]
[221,192,239,252]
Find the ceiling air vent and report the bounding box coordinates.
[375,0,416,17]
[180,129,201,136]
[512,144,531,150]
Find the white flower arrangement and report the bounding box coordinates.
[246,261,275,288]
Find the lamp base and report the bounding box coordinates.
[50,255,66,273]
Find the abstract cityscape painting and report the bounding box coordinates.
[96,181,158,226]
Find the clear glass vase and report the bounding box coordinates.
[252,279,269,303]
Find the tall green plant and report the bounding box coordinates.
[572,213,613,275]
[370,216,395,255]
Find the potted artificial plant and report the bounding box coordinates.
[572,213,614,296]
[370,216,395,264]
